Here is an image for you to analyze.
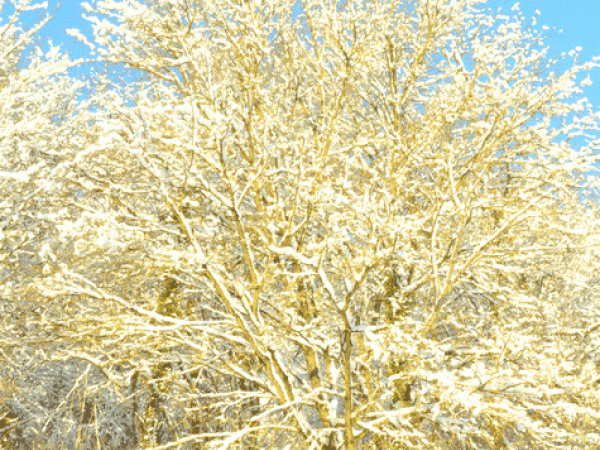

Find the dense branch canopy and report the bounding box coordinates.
[3,1,600,449]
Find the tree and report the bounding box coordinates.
[0,1,96,448]
[9,0,600,448]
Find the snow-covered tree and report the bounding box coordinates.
[0,2,100,448]
[11,0,600,448]
[0,0,77,297]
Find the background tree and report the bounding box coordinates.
[5,0,600,448]
[0,1,106,448]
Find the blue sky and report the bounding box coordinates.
[3,0,600,108]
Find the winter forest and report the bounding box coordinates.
[3,0,600,448]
